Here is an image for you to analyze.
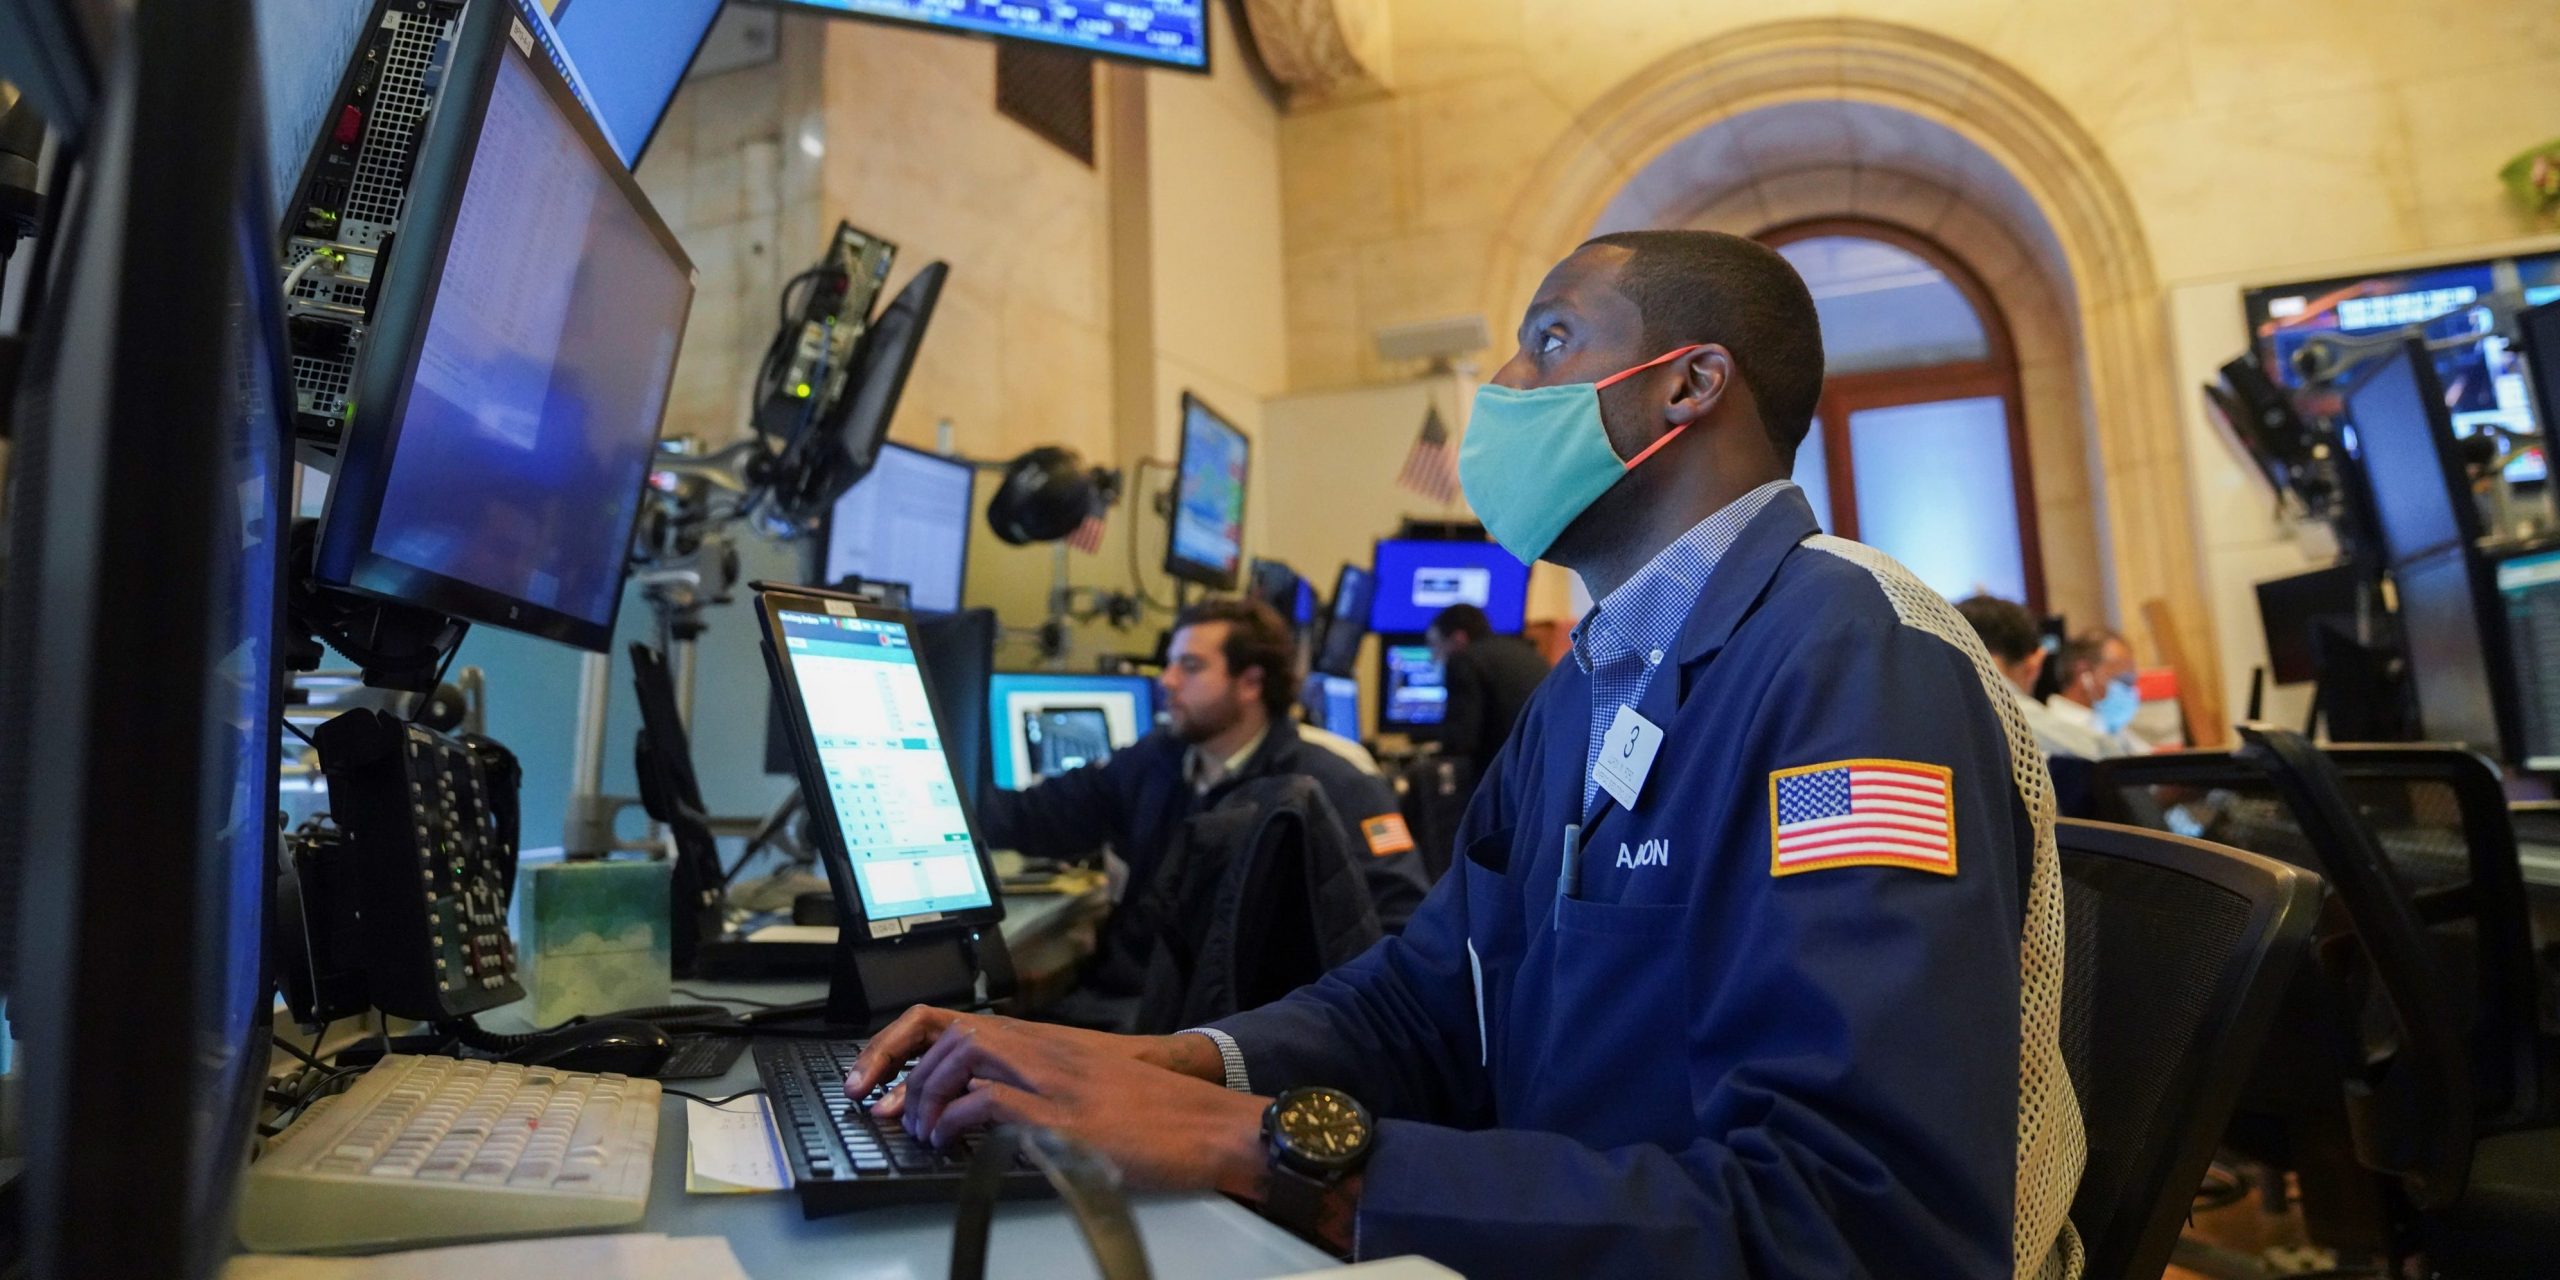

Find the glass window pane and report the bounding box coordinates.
[1791,416,1832,533]
[1776,235,1989,375]
[1847,396,2026,602]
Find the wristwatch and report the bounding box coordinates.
[1259,1086,1374,1248]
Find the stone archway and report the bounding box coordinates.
[1485,18,2219,723]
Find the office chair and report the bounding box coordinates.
[2097,729,2560,1274]
[2053,818,2321,1280]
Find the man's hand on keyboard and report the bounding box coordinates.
[846,1005,1225,1108]
[844,1006,1268,1198]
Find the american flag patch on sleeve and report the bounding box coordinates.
[1768,758,1957,877]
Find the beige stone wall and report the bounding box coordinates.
[1281,1,2560,388]
[1269,1,2560,733]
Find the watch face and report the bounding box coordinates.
[1276,1089,1370,1167]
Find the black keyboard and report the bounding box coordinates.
[751,1038,1046,1217]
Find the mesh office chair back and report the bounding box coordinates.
[2053,819,2321,1280]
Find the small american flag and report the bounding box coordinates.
[1768,759,1956,877]
[1066,508,1108,554]
[1396,405,1461,504]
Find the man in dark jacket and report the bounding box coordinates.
[976,598,1429,933]
[1425,603,1551,765]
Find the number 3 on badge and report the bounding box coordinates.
[1592,705,1663,811]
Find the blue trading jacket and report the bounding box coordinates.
[1210,489,2084,1278]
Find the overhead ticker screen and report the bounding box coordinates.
[778,0,1208,70]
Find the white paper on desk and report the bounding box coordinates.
[742,922,836,944]
[686,1095,794,1194]
[222,1234,748,1280]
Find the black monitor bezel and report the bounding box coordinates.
[739,0,1212,75]
[1164,389,1250,590]
[818,439,975,609]
[2390,543,2519,762]
[2343,337,2480,567]
[313,0,695,652]
[1373,630,1445,733]
[755,584,1007,939]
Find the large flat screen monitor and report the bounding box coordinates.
[1370,538,1531,634]
[0,4,286,1272]
[1313,563,1374,678]
[2496,546,2560,772]
[760,0,1208,72]
[2245,250,2560,485]
[549,0,727,166]
[1301,672,1361,740]
[2254,563,2363,686]
[2523,301,2560,465]
[2343,340,2476,567]
[1165,391,1249,589]
[822,441,973,612]
[987,672,1158,790]
[1377,637,1447,733]
[313,6,694,651]
[758,592,1003,938]
[2393,545,2510,760]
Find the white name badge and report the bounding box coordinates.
[1592,704,1664,811]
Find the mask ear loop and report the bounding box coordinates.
[1597,344,1711,470]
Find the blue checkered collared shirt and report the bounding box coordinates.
[1572,480,1797,811]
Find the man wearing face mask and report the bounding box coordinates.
[2045,627,2160,758]
[843,231,2085,1279]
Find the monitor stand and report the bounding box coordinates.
[816,924,1018,1031]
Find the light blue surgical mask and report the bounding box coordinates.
[2095,677,2140,735]
[1458,345,1707,564]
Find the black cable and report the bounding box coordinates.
[271,1019,330,1070]
[1125,458,1181,614]
[280,716,316,749]
[665,1086,768,1108]
[670,987,789,1010]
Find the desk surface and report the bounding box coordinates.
[648,974,1335,1279]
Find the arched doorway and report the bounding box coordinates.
[1764,217,2045,611]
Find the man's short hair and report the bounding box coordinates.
[1428,603,1493,644]
[1955,594,2041,665]
[2058,628,2127,681]
[1174,598,1297,718]
[1580,230,1826,462]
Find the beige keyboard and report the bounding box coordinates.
[239,1053,660,1253]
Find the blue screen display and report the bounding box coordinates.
[987,672,1159,789]
[551,0,726,165]
[1370,539,1531,634]
[1381,644,1445,729]
[780,612,995,925]
[824,442,974,611]
[1169,397,1248,583]
[362,46,691,633]
[780,0,1207,69]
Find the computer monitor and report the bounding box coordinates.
[2392,545,2510,759]
[2523,302,2560,465]
[761,606,994,807]
[548,0,726,166]
[1313,563,1374,678]
[821,442,974,612]
[987,672,1158,790]
[1165,391,1249,590]
[757,592,1004,940]
[313,2,694,651]
[1301,672,1361,740]
[0,4,286,1273]
[1370,538,1532,634]
[2254,563,2364,686]
[2495,547,2560,772]
[758,0,1209,72]
[1377,637,1447,733]
[2344,339,2476,567]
